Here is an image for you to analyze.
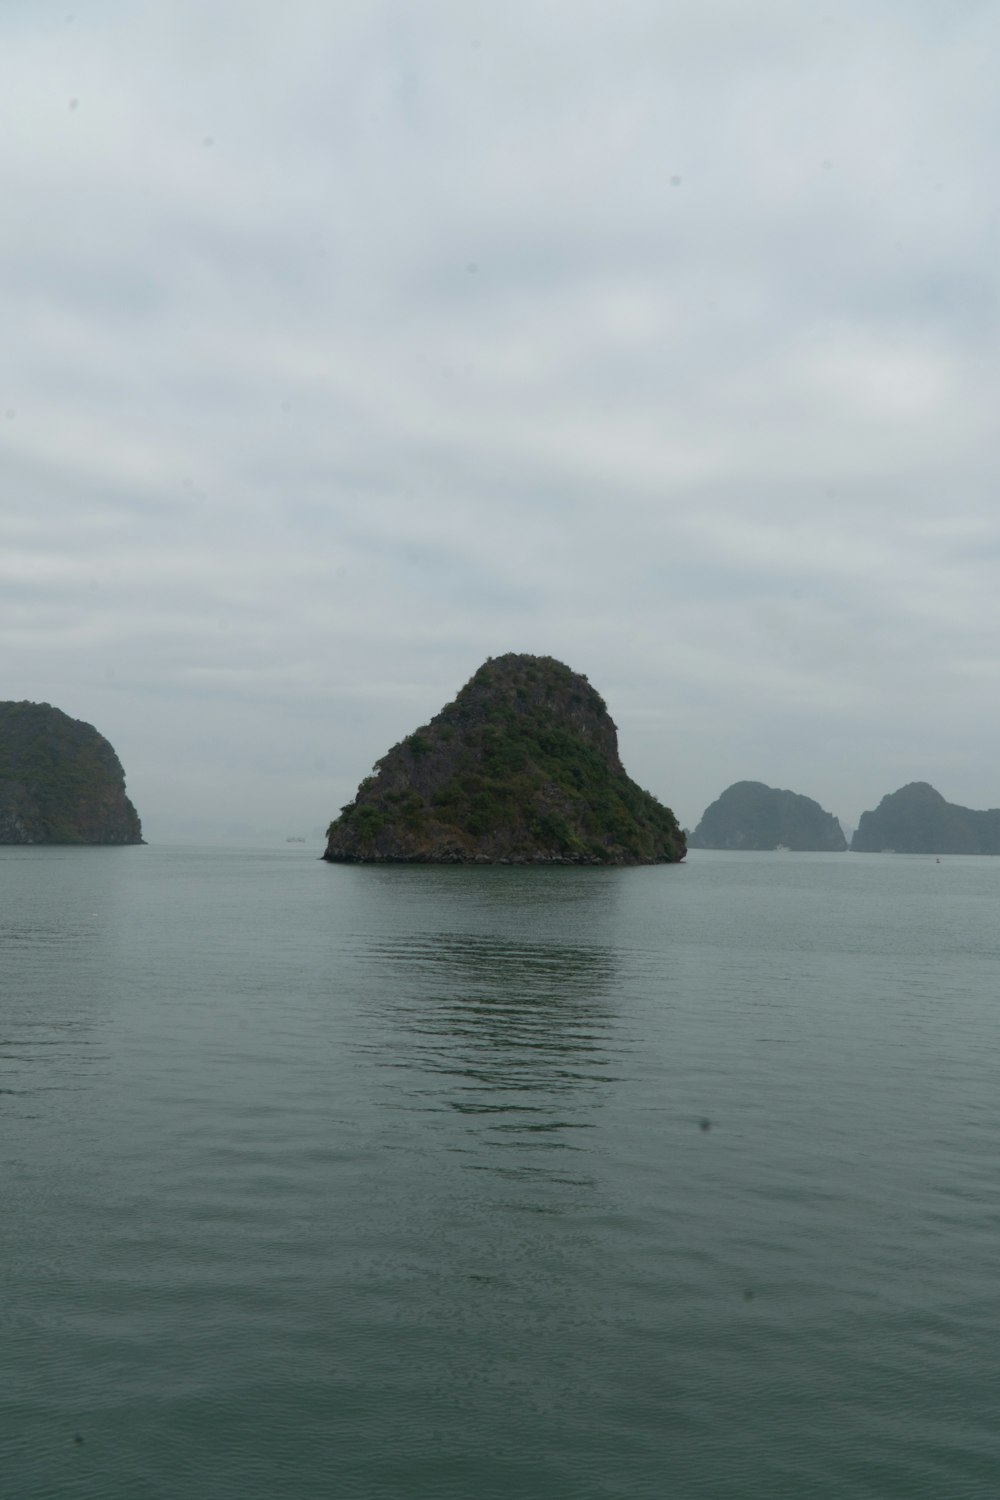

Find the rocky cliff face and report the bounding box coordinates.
[324,654,685,864]
[689,781,847,851]
[0,702,144,845]
[851,783,1000,854]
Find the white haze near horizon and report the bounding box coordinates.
[3,1,999,845]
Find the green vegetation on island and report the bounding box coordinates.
[0,701,144,845]
[851,783,1000,854]
[689,780,847,852]
[324,654,686,864]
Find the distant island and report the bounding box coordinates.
[689,781,847,852]
[851,783,1000,854]
[324,654,686,864]
[0,701,144,845]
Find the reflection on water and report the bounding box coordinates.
[369,934,618,1108]
[0,849,139,1113]
[345,868,626,1186]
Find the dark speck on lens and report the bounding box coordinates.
[202,135,215,148]
[670,174,682,186]
[743,1288,754,1302]
[466,262,479,273]
[700,1117,711,1132]
[69,98,79,110]
[73,1434,84,1445]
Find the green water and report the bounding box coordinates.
[3,847,998,1497]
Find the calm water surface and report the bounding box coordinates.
[3,846,999,1497]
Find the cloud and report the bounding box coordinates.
[2,0,1000,839]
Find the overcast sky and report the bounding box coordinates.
[3,0,998,842]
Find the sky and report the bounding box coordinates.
[3,0,999,843]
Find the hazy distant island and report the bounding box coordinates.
[0,701,143,845]
[689,780,847,852]
[851,782,1000,855]
[324,654,686,864]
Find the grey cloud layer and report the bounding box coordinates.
[3,1,998,839]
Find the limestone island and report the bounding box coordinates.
[689,780,847,852]
[851,782,1000,854]
[0,701,144,845]
[324,654,686,864]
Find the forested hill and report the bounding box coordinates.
[324,654,685,865]
[851,783,1000,854]
[689,781,847,852]
[0,701,144,845]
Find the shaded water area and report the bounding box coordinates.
[3,846,999,1497]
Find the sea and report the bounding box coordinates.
[3,845,998,1499]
